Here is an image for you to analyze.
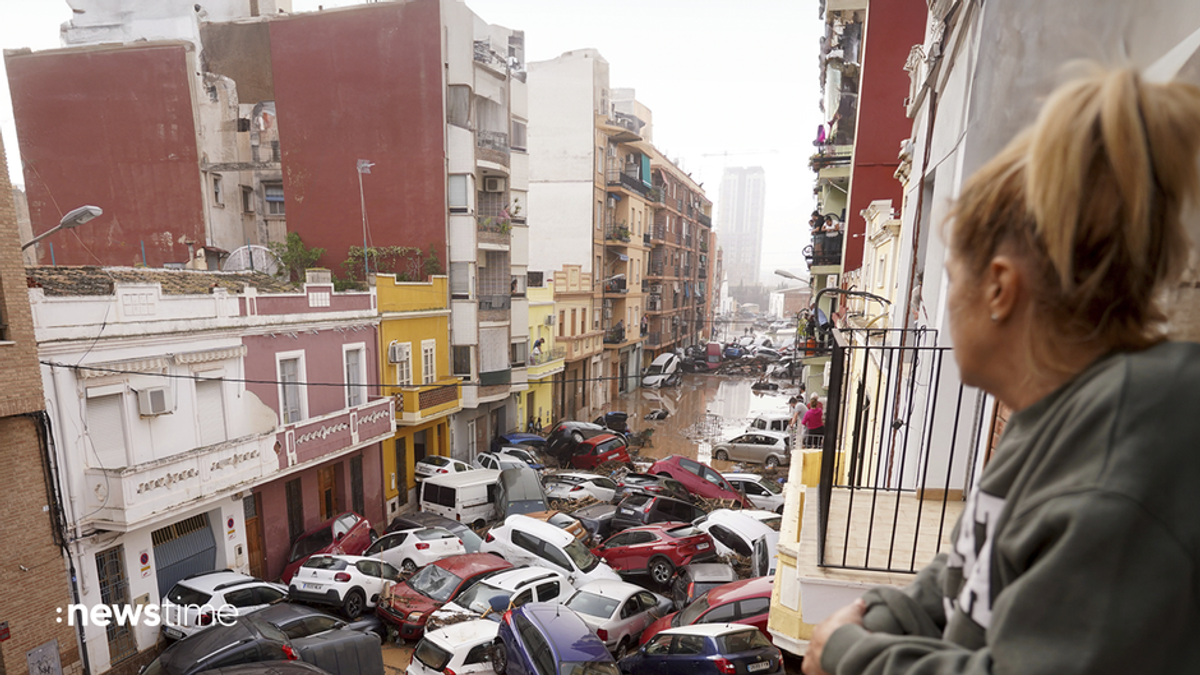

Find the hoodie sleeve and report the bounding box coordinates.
[819,490,1199,675]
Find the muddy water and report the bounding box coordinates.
[613,374,803,470]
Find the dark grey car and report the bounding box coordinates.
[610,494,706,532]
[669,562,738,610]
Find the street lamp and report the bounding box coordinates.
[774,269,812,385]
[773,268,809,283]
[22,205,103,251]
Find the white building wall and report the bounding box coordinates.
[527,182,596,275]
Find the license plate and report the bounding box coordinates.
[164,627,183,639]
[303,583,323,591]
[620,508,633,515]
[697,543,709,550]
[748,662,771,672]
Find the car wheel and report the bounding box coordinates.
[401,559,418,576]
[342,589,366,619]
[649,557,675,586]
[615,638,631,660]
[766,456,780,469]
[491,641,509,675]
[714,448,729,462]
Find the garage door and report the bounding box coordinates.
[152,513,217,598]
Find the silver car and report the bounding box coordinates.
[711,430,790,467]
[563,579,672,658]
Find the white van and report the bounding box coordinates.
[419,469,500,528]
[748,411,792,435]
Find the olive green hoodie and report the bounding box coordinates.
[821,341,1200,675]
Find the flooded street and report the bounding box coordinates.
[611,374,804,469]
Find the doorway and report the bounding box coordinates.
[318,466,338,521]
[244,494,265,579]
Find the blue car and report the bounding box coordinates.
[492,432,548,454]
[493,602,619,675]
[618,624,784,675]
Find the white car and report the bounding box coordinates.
[287,554,402,619]
[431,566,574,627]
[543,472,618,502]
[415,455,474,480]
[724,473,787,513]
[563,580,672,658]
[693,510,778,560]
[472,452,528,471]
[362,527,466,575]
[495,446,544,469]
[481,514,621,586]
[642,353,682,388]
[161,570,287,640]
[407,619,499,675]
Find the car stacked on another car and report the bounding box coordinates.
[387,512,485,554]
[669,563,738,611]
[613,473,691,504]
[568,434,633,470]
[610,494,706,532]
[408,619,499,675]
[248,602,385,644]
[281,512,376,583]
[723,473,786,513]
[545,421,615,465]
[161,570,287,640]
[492,602,620,675]
[640,576,775,646]
[482,515,622,586]
[620,623,784,675]
[362,527,466,576]
[648,456,748,507]
[711,430,790,468]
[431,566,574,626]
[288,554,402,619]
[472,452,529,472]
[563,580,673,659]
[377,553,513,641]
[525,510,591,542]
[544,472,619,502]
[593,523,715,586]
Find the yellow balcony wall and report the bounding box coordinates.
[393,377,463,426]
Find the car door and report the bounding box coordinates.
[728,435,753,463]
[355,560,385,604]
[628,591,662,639]
[615,593,643,643]
[364,532,407,567]
[624,531,659,571]
[510,530,544,568]
[596,438,628,464]
[732,597,772,635]
[534,578,566,603]
[537,540,577,581]
[591,477,618,501]
[597,531,638,571]
[664,633,707,675]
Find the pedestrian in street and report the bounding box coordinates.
[801,396,823,448]
[803,67,1200,675]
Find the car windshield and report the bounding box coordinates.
[454,581,513,615]
[561,662,621,675]
[757,480,782,495]
[565,591,619,619]
[164,583,211,606]
[408,565,464,603]
[289,527,333,562]
[675,595,712,626]
[458,529,484,554]
[413,637,453,671]
[425,456,450,467]
[548,512,578,529]
[646,364,665,375]
[302,556,346,570]
[716,629,773,653]
[563,538,600,572]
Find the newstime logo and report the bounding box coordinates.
[57,603,238,628]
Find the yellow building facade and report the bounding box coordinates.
[375,274,462,518]
[520,281,566,429]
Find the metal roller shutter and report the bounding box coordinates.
[152,513,218,598]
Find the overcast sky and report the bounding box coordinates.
[0,0,823,284]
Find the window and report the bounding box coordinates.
[511,120,527,151]
[570,309,577,337]
[450,262,471,298]
[196,377,227,447]
[265,183,285,215]
[700,601,738,623]
[535,580,560,601]
[596,200,603,229]
[596,148,603,175]
[447,85,470,128]
[512,530,541,555]
[86,391,127,468]
[510,341,528,367]
[421,340,437,384]
[581,309,588,333]
[558,311,565,337]
[278,354,305,424]
[527,271,543,288]
[539,542,571,571]
[286,478,304,541]
[393,343,413,386]
[241,186,254,213]
[212,175,223,205]
[449,175,469,212]
[737,597,771,618]
[95,546,137,663]
[344,346,365,407]
[453,346,472,376]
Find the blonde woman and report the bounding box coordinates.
[804,68,1200,675]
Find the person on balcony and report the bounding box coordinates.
[804,67,1200,675]
[802,396,824,448]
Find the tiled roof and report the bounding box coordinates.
[26,266,296,297]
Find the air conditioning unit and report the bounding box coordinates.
[544,315,556,326]
[484,177,506,193]
[603,308,613,319]
[650,285,664,294]
[137,387,171,416]
[388,342,407,364]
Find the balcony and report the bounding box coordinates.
[476,130,510,167]
[698,213,712,228]
[528,346,567,379]
[604,326,626,345]
[603,276,627,294]
[558,332,602,361]
[480,369,512,387]
[806,231,844,268]
[477,216,512,247]
[606,169,652,198]
[604,224,632,245]
[394,377,462,427]
[478,294,512,311]
[277,397,395,470]
[698,266,708,279]
[641,279,650,293]
[645,331,662,347]
[81,433,276,530]
[649,186,666,205]
[473,40,507,73]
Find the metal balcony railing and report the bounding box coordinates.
[604,326,626,344]
[816,328,985,574]
[529,346,566,366]
[478,294,512,311]
[807,231,844,267]
[477,130,510,153]
[603,277,627,294]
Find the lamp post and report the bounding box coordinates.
[356,160,374,284]
[22,205,104,252]
[774,269,812,385]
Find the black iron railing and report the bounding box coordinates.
[817,328,985,574]
[807,232,843,267]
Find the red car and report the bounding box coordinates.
[376,552,511,640]
[648,455,748,506]
[593,522,716,585]
[640,575,774,645]
[281,512,374,583]
[570,433,632,470]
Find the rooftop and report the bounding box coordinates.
[27,266,294,297]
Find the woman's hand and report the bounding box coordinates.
[802,598,868,675]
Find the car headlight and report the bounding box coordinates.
[407,612,424,621]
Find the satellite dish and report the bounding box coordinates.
[223,245,280,277]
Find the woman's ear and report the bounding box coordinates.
[987,256,1023,323]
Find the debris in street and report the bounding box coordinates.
[719,553,754,579]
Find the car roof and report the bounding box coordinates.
[312,554,376,565]
[434,552,511,575]
[481,566,564,589]
[722,473,767,483]
[706,576,774,604]
[393,512,464,530]
[502,515,577,545]
[626,521,690,535]
[580,433,620,446]
[425,618,499,647]
[518,603,611,662]
[552,472,605,481]
[659,622,755,638]
[250,602,330,624]
[573,579,643,600]
[682,563,738,582]
[175,570,260,593]
[422,468,501,487]
[650,353,677,365]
